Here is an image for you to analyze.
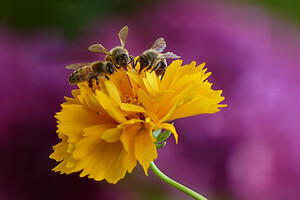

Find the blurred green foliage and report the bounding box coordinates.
[250,0,300,26]
[0,0,150,37]
[230,0,299,27]
[0,0,299,37]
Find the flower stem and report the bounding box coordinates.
[150,162,207,200]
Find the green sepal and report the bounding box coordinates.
[152,129,162,138]
[155,142,166,149]
[156,130,172,143]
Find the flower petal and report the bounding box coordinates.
[153,123,178,144]
[72,131,135,183]
[119,121,142,154]
[102,81,122,106]
[56,105,101,143]
[102,128,122,143]
[170,96,225,120]
[127,69,147,91]
[136,88,154,112]
[120,103,147,113]
[110,68,134,97]
[161,60,182,90]
[49,135,68,162]
[143,72,159,95]
[103,148,137,183]
[95,90,127,124]
[135,128,158,175]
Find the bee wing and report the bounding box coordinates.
[158,52,180,59]
[65,63,89,69]
[150,38,166,53]
[88,44,112,55]
[118,26,129,48]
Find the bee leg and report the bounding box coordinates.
[135,58,140,68]
[130,55,135,68]
[94,75,100,85]
[160,69,166,80]
[139,66,146,74]
[150,62,161,73]
[112,62,119,71]
[105,75,110,80]
[88,78,93,88]
[139,66,148,74]
[141,61,153,73]
[145,65,152,71]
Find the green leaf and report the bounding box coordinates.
[152,129,162,139]
[156,130,172,143]
[155,142,166,149]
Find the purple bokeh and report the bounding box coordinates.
[1,1,299,200]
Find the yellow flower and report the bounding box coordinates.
[50,60,226,183]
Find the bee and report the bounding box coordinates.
[88,26,134,70]
[66,61,114,88]
[137,38,180,78]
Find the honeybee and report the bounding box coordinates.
[88,26,134,70]
[66,61,114,88]
[137,38,180,78]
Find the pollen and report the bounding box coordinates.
[122,96,142,106]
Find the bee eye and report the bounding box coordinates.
[109,67,114,74]
[145,60,150,66]
[122,54,128,60]
[107,62,112,68]
[117,54,129,66]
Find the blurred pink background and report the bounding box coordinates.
[1,1,299,199]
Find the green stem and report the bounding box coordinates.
[150,161,207,200]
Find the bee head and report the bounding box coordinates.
[116,53,129,67]
[107,62,114,74]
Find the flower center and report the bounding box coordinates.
[122,96,145,121]
[122,96,142,106]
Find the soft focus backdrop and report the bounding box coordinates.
[1,0,299,200]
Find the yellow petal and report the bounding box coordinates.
[82,142,135,184]
[137,88,154,113]
[85,93,104,111]
[103,81,122,106]
[102,128,122,143]
[110,69,134,98]
[169,97,222,120]
[82,124,115,137]
[157,83,198,120]
[120,103,147,113]
[77,141,122,180]
[49,139,68,162]
[118,119,144,128]
[94,90,111,109]
[56,105,100,143]
[73,128,105,160]
[119,119,143,154]
[103,148,136,183]
[153,123,178,144]
[95,90,127,124]
[52,154,78,175]
[64,96,79,105]
[65,155,78,169]
[135,128,158,175]
[127,69,147,91]
[161,60,182,90]
[143,72,159,95]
